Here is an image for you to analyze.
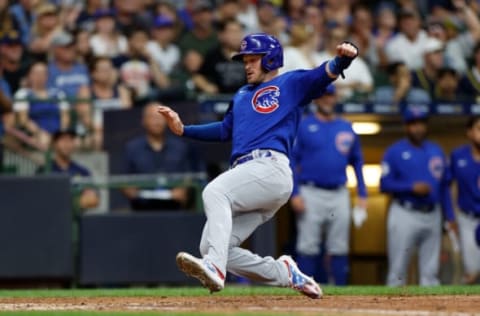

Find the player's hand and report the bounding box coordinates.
[171,187,188,206]
[157,105,184,136]
[352,205,367,228]
[412,182,431,196]
[290,195,305,214]
[336,42,358,59]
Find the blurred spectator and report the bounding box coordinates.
[112,0,151,35]
[385,8,429,70]
[74,28,94,64]
[169,49,204,100]
[0,0,18,35]
[47,31,92,146]
[411,37,446,98]
[178,0,219,59]
[13,61,70,151]
[371,2,397,69]
[433,67,472,102]
[304,4,325,51]
[425,1,480,74]
[9,0,35,46]
[214,0,240,25]
[192,18,245,94]
[76,0,108,32]
[349,4,376,68]
[177,0,198,32]
[0,31,30,95]
[37,130,100,210]
[237,0,259,35]
[0,62,12,102]
[317,25,373,101]
[322,0,352,27]
[122,102,204,211]
[151,0,183,38]
[78,57,132,150]
[29,2,63,61]
[114,28,170,104]
[374,62,431,106]
[59,0,85,32]
[146,15,181,77]
[255,0,287,41]
[281,0,306,27]
[279,22,320,74]
[462,41,480,101]
[89,8,128,58]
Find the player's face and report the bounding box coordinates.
[243,54,265,84]
[405,120,427,144]
[468,120,480,150]
[314,93,336,116]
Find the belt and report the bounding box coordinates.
[301,181,343,190]
[396,200,436,213]
[460,209,480,219]
[231,149,273,168]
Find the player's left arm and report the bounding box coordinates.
[349,131,368,200]
[440,153,457,229]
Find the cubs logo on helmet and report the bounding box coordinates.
[252,86,280,114]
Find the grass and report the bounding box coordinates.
[0,285,478,298]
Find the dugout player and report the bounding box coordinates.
[380,107,455,286]
[158,33,358,298]
[450,115,480,284]
[290,84,367,285]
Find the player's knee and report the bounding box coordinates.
[202,182,227,204]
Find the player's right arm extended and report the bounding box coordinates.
[379,151,414,193]
[183,106,233,142]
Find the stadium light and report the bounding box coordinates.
[352,122,381,135]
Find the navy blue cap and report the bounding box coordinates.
[0,31,22,45]
[153,15,174,28]
[93,8,115,19]
[403,106,429,123]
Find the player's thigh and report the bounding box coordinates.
[326,188,350,255]
[204,157,293,212]
[387,203,420,255]
[458,213,480,273]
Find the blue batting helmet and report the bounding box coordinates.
[232,33,283,72]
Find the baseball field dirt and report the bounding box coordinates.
[0,295,479,315]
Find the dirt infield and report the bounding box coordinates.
[0,295,479,315]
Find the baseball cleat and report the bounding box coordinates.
[176,252,225,293]
[279,255,323,299]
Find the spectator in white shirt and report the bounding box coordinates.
[89,8,128,58]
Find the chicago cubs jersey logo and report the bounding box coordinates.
[429,156,444,180]
[251,86,280,114]
[335,131,354,154]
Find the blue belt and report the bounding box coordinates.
[301,181,343,190]
[232,150,273,168]
[396,200,436,213]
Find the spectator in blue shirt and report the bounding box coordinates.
[122,102,204,211]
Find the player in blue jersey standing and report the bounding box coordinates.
[290,84,367,286]
[158,33,358,298]
[450,115,480,284]
[380,107,456,286]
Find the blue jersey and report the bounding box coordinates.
[380,138,454,220]
[450,145,480,215]
[291,115,367,197]
[47,62,90,98]
[184,63,334,164]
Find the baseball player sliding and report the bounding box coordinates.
[158,33,358,298]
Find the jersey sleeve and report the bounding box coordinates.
[183,102,233,141]
[440,152,455,221]
[349,131,367,198]
[288,62,335,105]
[379,147,414,194]
[290,128,305,197]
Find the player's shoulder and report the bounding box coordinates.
[423,139,445,154]
[451,144,470,158]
